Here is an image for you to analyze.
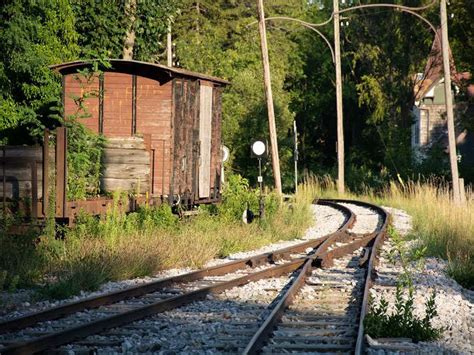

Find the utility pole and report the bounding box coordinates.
[167,20,173,67]
[333,0,345,194]
[257,0,282,195]
[294,120,298,194]
[440,0,460,203]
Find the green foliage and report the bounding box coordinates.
[64,63,111,200]
[69,194,179,241]
[0,229,46,288]
[448,0,474,75]
[365,285,442,342]
[217,173,283,222]
[71,0,179,60]
[0,0,79,144]
[219,174,259,221]
[65,120,106,200]
[173,0,306,189]
[414,143,451,180]
[41,251,111,299]
[365,222,441,342]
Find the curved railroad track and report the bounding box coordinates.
[0,199,388,354]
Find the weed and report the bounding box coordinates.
[364,285,442,342]
[365,215,442,342]
[14,175,311,300]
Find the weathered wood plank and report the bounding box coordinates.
[198,84,213,198]
[101,178,148,193]
[2,147,42,160]
[105,137,147,150]
[99,137,150,193]
[0,167,43,181]
[0,178,42,199]
[101,149,150,164]
[102,165,150,179]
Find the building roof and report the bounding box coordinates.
[414,29,474,102]
[414,29,457,101]
[50,59,230,85]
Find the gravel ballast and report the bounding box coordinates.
[0,203,345,322]
[1,202,472,354]
[367,207,474,355]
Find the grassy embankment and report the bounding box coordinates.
[0,175,313,299]
[306,176,474,289]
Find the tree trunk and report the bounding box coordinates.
[122,0,137,60]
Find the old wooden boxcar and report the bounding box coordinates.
[51,60,229,206]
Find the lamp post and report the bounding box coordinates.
[251,140,267,219]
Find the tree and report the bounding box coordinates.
[0,0,79,144]
[173,0,307,189]
[71,0,179,61]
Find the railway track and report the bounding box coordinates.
[0,199,388,354]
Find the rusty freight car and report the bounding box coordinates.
[51,59,229,208]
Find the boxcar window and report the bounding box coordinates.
[199,84,213,198]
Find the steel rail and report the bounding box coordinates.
[242,199,389,354]
[354,207,389,354]
[0,200,354,334]
[1,259,308,355]
[0,211,351,354]
[0,201,354,353]
[242,215,341,355]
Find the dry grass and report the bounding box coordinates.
[1,187,313,299]
[301,175,474,289]
[377,181,474,288]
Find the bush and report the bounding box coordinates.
[1,177,313,300]
[365,285,442,342]
[219,174,259,221]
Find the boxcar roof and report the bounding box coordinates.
[50,59,230,85]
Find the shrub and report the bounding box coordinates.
[219,174,259,221]
[365,285,442,342]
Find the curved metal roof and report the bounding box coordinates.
[50,59,230,85]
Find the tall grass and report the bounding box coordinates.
[302,175,474,289]
[378,181,473,289]
[0,176,313,299]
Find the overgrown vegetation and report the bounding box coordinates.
[365,285,441,342]
[64,64,110,200]
[0,175,312,299]
[365,226,442,342]
[3,1,472,187]
[305,175,474,289]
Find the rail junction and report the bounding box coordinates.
[0,199,389,354]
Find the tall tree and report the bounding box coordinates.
[71,0,178,61]
[0,0,79,144]
[173,0,307,189]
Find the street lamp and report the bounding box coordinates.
[251,139,267,219]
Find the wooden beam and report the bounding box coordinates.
[42,130,50,217]
[440,0,460,203]
[257,0,282,195]
[55,127,67,218]
[334,0,345,194]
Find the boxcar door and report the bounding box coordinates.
[172,79,200,203]
[198,83,213,199]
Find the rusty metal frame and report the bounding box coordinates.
[42,130,50,217]
[98,73,104,134]
[131,74,137,135]
[0,155,41,220]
